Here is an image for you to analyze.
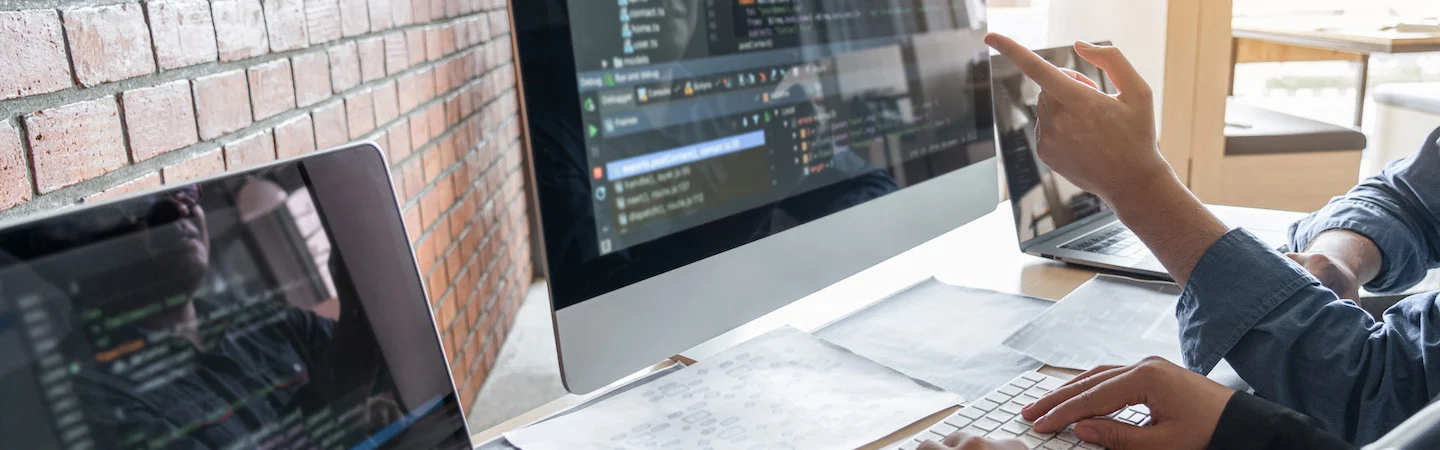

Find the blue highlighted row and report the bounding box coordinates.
[606,131,767,181]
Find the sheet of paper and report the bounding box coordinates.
[1003,274,1184,368]
[504,326,958,450]
[815,278,1052,401]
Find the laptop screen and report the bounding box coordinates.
[992,45,1118,245]
[0,148,471,450]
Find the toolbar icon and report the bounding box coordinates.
[588,125,599,138]
[592,166,604,179]
[584,97,596,112]
[595,186,607,201]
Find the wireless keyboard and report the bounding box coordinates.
[897,371,1151,450]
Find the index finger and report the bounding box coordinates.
[985,33,1098,104]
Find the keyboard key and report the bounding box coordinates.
[1018,434,1047,449]
[988,429,1019,440]
[1131,404,1151,415]
[1001,421,1029,435]
[963,425,989,436]
[985,411,1015,423]
[944,417,973,429]
[1012,377,1038,389]
[997,384,1023,396]
[985,392,1012,404]
[971,399,1001,412]
[1000,401,1025,415]
[927,430,948,441]
[958,407,986,420]
[1035,377,1063,391]
[899,440,921,450]
[1078,442,1104,450]
[972,417,1002,431]
[1020,372,1046,382]
[1026,428,1056,440]
[1055,430,1079,443]
[932,422,960,436]
[1042,440,1074,450]
[1025,387,1050,398]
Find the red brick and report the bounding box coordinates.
[64,4,155,87]
[425,26,443,61]
[417,68,437,101]
[262,0,309,52]
[193,70,253,140]
[409,115,430,150]
[357,37,386,83]
[291,51,332,107]
[402,159,423,202]
[274,115,317,158]
[396,73,419,113]
[410,0,430,23]
[426,104,445,138]
[304,0,341,45]
[161,149,225,183]
[381,32,409,76]
[86,172,162,204]
[247,59,296,121]
[388,119,412,162]
[344,90,376,139]
[311,100,350,149]
[429,0,444,20]
[24,97,127,193]
[403,208,421,241]
[224,130,277,170]
[488,9,510,37]
[0,123,32,209]
[373,81,400,125]
[338,0,368,37]
[390,0,413,26]
[121,80,199,161]
[441,25,457,56]
[367,0,391,31]
[328,42,361,93]
[0,11,72,100]
[406,29,427,67]
[212,0,269,62]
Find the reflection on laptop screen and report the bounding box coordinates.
[0,159,470,450]
[993,45,1116,244]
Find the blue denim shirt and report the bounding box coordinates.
[1179,126,1440,445]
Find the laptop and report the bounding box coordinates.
[992,45,1296,278]
[0,144,476,449]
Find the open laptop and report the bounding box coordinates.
[0,144,475,449]
[992,45,1296,278]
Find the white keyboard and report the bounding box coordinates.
[897,371,1151,450]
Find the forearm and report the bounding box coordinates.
[1100,169,1230,287]
[1302,229,1383,287]
[1208,392,1353,450]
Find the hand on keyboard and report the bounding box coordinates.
[917,432,1025,450]
[1022,357,1235,450]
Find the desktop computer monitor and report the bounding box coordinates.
[513,0,1000,393]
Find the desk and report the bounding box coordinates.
[1229,17,1440,126]
[470,202,1278,448]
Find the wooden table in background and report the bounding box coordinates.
[1230,17,1440,127]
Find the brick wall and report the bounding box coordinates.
[0,0,533,410]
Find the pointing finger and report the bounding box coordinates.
[1074,41,1153,104]
[985,33,1100,105]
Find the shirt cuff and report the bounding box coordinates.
[1179,229,1319,374]
[1287,198,1417,293]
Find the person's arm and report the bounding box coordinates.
[1210,392,1354,450]
[1289,127,1440,294]
[985,34,1440,444]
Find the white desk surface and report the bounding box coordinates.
[471,202,1303,446]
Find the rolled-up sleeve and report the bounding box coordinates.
[1180,229,1440,444]
[1289,126,1440,293]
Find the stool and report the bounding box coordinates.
[1216,98,1367,212]
[1368,82,1440,178]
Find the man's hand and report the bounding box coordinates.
[1020,357,1234,450]
[985,33,1229,286]
[983,34,1171,204]
[917,432,1026,450]
[1286,252,1362,300]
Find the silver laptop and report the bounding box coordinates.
[0,144,475,449]
[992,45,1295,279]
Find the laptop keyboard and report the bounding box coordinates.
[897,371,1151,450]
[1059,224,1147,259]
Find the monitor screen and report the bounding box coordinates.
[992,45,1116,244]
[518,0,997,309]
[0,150,471,450]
